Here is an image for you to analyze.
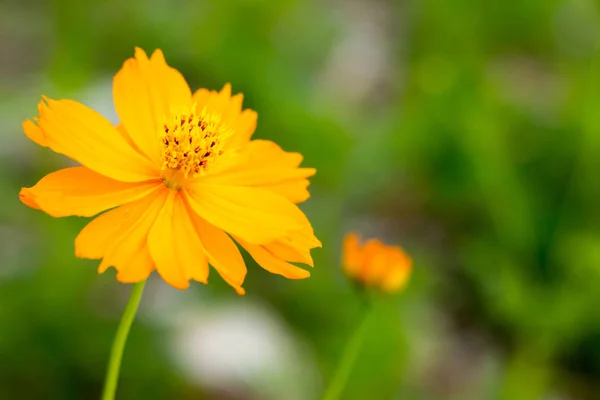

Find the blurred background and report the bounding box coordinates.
[1,0,600,398]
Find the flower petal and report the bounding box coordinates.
[185,203,246,294]
[147,191,187,289]
[362,247,389,286]
[23,118,48,147]
[20,167,161,217]
[227,109,258,150]
[185,184,305,245]
[262,180,313,203]
[380,266,410,293]
[379,248,412,293]
[192,84,257,150]
[172,194,210,284]
[256,214,320,268]
[75,187,169,283]
[115,245,155,284]
[359,239,386,282]
[192,84,234,118]
[32,97,158,182]
[207,140,316,203]
[113,48,192,163]
[263,235,315,267]
[148,191,209,289]
[279,209,322,250]
[237,238,311,280]
[342,232,363,278]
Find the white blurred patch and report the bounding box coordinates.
[165,297,320,400]
[315,0,394,107]
[78,78,120,125]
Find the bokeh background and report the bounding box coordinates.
[2,0,600,399]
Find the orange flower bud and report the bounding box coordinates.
[342,232,412,293]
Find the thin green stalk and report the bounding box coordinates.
[101,281,146,400]
[322,309,372,400]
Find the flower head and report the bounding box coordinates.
[20,48,321,294]
[342,232,411,293]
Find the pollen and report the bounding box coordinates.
[160,105,231,184]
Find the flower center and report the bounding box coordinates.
[160,106,230,189]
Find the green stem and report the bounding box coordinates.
[322,309,372,400]
[101,281,146,400]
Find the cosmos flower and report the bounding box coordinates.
[20,48,321,294]
[342,232,411,293]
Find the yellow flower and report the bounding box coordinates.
[342,232,411,293]
[20,48,321,294]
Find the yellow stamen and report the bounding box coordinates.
[160,105,230,187]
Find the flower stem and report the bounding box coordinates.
[322,308,372,400]
[101,281,146,400]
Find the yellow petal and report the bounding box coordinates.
[192,84,232,116]
[186,203,246,295]
[262,221,321,267]
[222,93,244,123]
[115,245,155,284]
[99,188,168,281]
[148,191,189,289]
[238,238,311,279]
[264,237,314,267]
[172,194,210,284]
[75,189,163,259]
[75,187,169,283]
[23,118,48,147]
[19,189,40,210]
[150,49,192,106]
[192,84,257,150]
[113,48,192,163]
[20,167,161,217]
[115,123,140,152]
[262,179,312,203]
[34,97,157,182]
[282,212,322,250]
[242,140,305,168]
[227,109,258,150]
[148,191,210,289]
[191,88,210,111]
[207,140,316,204]
[185,184,305,245]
